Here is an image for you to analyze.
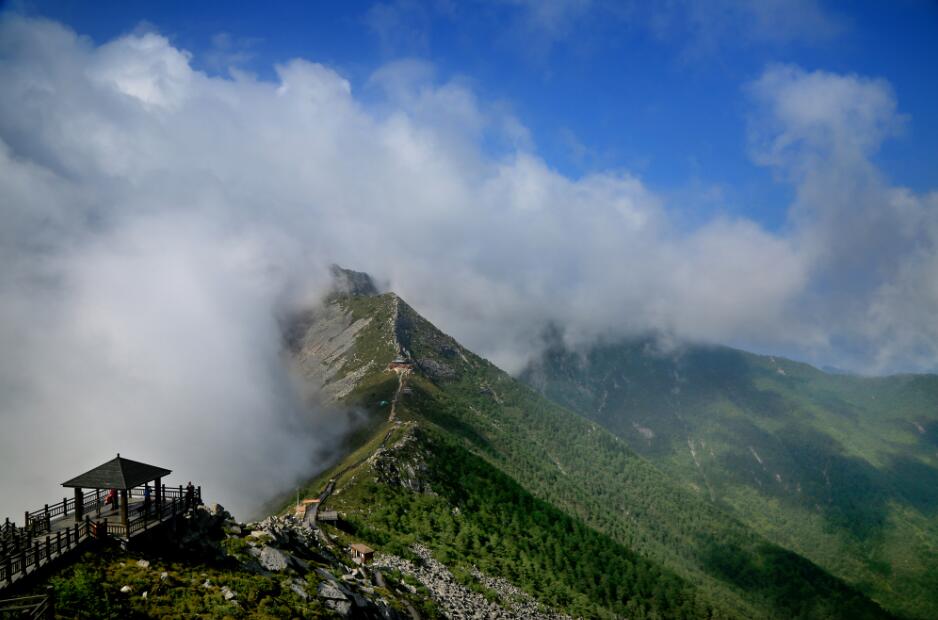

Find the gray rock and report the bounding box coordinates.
[250,545,289,572]
[373,544,571,620]
[136,559,150,569]
[120,585,132,594]
[221,586,236,601]
[318,580,348,601]
[316,567,338,582]
[201,503,224,516]
[325,599,353,617]
[290,579,309,600]
[288,554,309,572]
[417,357,456,380]
[329,265,378,297]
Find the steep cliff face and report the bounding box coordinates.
[285,300,378,401]
[284,291,399,403]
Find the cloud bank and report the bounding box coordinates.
[1,15,936,515]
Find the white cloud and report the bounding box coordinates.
[0,15,935,518]
[748,64,902,172]
[90,32,195,108]
[747,65,938,372]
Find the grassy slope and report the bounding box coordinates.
[521,338,938,619]
[309,294,891,620]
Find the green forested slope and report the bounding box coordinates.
[301,292,893,619]
[521,336,938,618]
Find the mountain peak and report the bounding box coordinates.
[329,264,379,297]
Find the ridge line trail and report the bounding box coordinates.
[389,369,408,422]
[307,367,407,527]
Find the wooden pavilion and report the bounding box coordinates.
[61,454,171,532]
[2,457,200,591]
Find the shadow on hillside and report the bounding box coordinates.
[696,537,886,619]
[885,455,938,513]
[715,422,938,541]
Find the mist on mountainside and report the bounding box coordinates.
[2,11,938,520]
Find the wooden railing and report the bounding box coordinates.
[22,484,201,535]
[106,492,199,539]
[23,494,105,536]
[2,483,201,590]
[0,520,92,587]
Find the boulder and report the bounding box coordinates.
[318,580,348,601]
[325,599,353,617]
[250,545,289,572]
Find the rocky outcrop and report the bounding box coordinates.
[375,545,570,620]
[416,357,456,381]
[368,422,431,493]
[168,507,410,618]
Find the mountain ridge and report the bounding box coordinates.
[285,282,894,619]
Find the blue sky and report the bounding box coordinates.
[2,1,938,377]
[18,0,938,232]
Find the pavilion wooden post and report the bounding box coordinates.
[74,488,84,523]
[119,489,129,532]
[155,477,162,508]
[95,489,101,516]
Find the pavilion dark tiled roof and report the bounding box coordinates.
[61,454,172,490]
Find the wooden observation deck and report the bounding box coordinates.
[0,455,201,592]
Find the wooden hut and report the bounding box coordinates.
[350,543,374,565]
[387,356,413,371]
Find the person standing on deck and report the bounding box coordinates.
[143,485,151,515]
[185,481,194,510]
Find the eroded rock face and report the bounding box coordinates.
[285,300,376,401]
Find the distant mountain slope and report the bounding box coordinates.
[521,335,938,619]
[286,284,892,619]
